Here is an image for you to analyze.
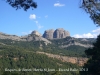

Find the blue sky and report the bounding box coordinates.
[0,0,100,38]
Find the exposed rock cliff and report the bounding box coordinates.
[37,51,88,66]
[43,28,70,39]
[0,29,94,47]
[0,32,24,41]
[53,28,70,39]
[31,30,42,36]
[21,31,51,44]
[0,31,51,45]
[43,29,54,39]
[60,42,93,48]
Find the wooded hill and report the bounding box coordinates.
[0,36,95,75]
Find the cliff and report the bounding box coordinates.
[37,51,88,66]
[43,28,70,39]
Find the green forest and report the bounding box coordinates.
[0,38,89,75]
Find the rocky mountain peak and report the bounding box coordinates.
[31,30,42,36]
[43,29,54,39]
[53,28,70,39]
[43,28,70,39]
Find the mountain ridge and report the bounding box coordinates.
[0,28,96,48]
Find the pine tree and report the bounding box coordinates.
[80,34,100,75]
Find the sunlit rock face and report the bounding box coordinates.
[43,28,70,39]
[53,28,70,39]
[31,30,42,36]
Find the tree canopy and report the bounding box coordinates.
[81,0,100,26]
[6,0,37,11]
[80,34,100,75]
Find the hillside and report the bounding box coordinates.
[0,30,96,75]
[0,41,80,75]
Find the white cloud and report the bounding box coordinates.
[35,21,38,24]
[22,30,32,35]
[54,3,65,7]
[73,28,100,38]
[29,14,36,19]
[37,24,44,29]
[73,33,97,38]
[29,14,43,29]
[34,21,43,29]
[45,15,48,18]
[92,28,100,33]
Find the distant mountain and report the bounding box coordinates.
[0,31,51,45]
[0,29,96,75]
[0,32,23,41]
[0,28,95,48]
[50,36,95,48]
[43,28,70,39]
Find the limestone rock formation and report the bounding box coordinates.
[27,34,51,44]
[43,28,70,39]
[37,51,88,66]
[0,31,51,45]
[43,29,54,39]
[0,32,24,41]
[31,30,42,36]
[53,28,70,39]
[22,31,51,44]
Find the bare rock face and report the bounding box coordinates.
[43,28,70,39]
[0,31,51,45]
[0,32,24,41]
[43,29,54,39]
[37,51,88,66]
[25,31,51,44]
[53,28,70,39]
[31,30,42,36]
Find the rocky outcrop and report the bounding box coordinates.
[31,30,42,36]
[43,29,54,39]
[0,31,51,45]
[43,28,70,39]
[0,29,94,47]
[0,32,24,41]
[21,31,51,44]
[60,42,93,48]
[53,28,70,39]
[37,51,88,66]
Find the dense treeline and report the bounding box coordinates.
[80,35,100,75]
[0,39,87,57]
[0,43,80,75]
[0,38,93,75]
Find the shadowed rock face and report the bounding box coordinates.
[53,28,70,39]
[43,28,70,39]
[43,29,54,39]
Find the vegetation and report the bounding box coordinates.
[6,0,37,11]
[0,37,91,57]
[0,41,80,75]
[81,0,100,26]
[80,35,100,75]
[4,0,100,26]
[79,1,100,75]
